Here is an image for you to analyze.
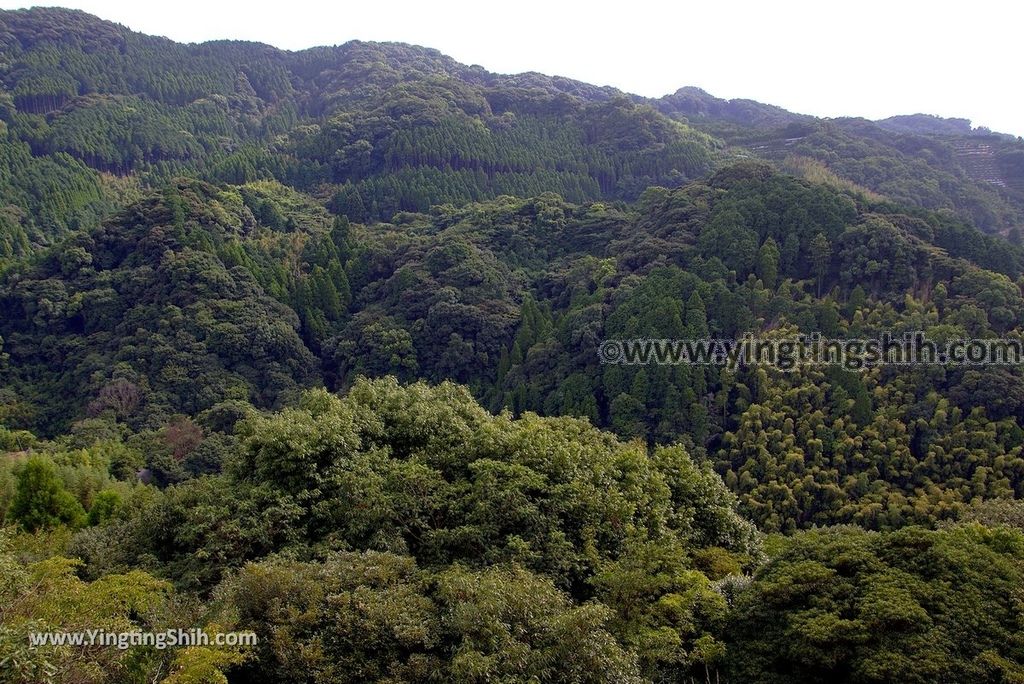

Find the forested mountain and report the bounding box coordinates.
[2,7,1024,684]
[5,161,1024,529]
[0,6,719,250]
[656,88,1024,234]
[2,6,1023,256]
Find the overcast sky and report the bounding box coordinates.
[3,0,1021,136]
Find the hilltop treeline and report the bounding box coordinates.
[4,164,1024,534]
[3,6,1024,263]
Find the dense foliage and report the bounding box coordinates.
[2,7,1024,683]
[727,524,1024,682]
[6,163,1024,532]
[659,88,1024,233]
[4,379,1023,683]
[2,6,1023,256]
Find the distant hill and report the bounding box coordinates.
[1,5,1023,258]
[876,113,976,136]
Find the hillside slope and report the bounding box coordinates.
[1,5,1023,258]
[2,9,1024,683]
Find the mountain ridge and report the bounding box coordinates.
[2,5,1022,248]
[5,7,1016,136]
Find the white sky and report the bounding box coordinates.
[3,0,1022,137]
